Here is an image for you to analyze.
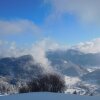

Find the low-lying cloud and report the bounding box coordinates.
[0,39,67,72]
[73,38,100,53]
[0,38,100,71]
[0,40,28,58]
[0,38,100,57]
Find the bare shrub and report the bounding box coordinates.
[19,73,66,93]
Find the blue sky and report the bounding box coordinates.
[0,0,100,46]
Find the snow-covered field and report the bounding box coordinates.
[0,93,100,100]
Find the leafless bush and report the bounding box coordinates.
[19,73,66,93]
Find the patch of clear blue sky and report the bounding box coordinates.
[0,0,50,24]
[0,0,100,46]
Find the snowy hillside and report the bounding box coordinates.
[47,49,100,67]
[64,76,100,96]
[0,93,100,100]
[0,49,100,96]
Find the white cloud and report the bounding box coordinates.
[1,38,100,58]
[1,38,100,70]
[0,40,8,46]
[46,0,100,23]
[29,38,67,71]
[0,19,41,35]
[73,38,100,53]
[29,39,52,70]
[0,39,67,72]
[0,40,29,58]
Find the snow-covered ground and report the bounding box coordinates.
[64,76,85,95]
[64,76,99,96]
[87,67,100,72]
[0,75,99,96]
[0,92,100,100]
[65,76,81,86]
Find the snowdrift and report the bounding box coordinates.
[0,92,100,100]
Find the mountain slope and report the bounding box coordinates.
[0,55,46,95]
[47,50,88,77]
[0,55,44,80]
[0,53,100,96]
[47,49,100,67]
[82,69,100,85]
